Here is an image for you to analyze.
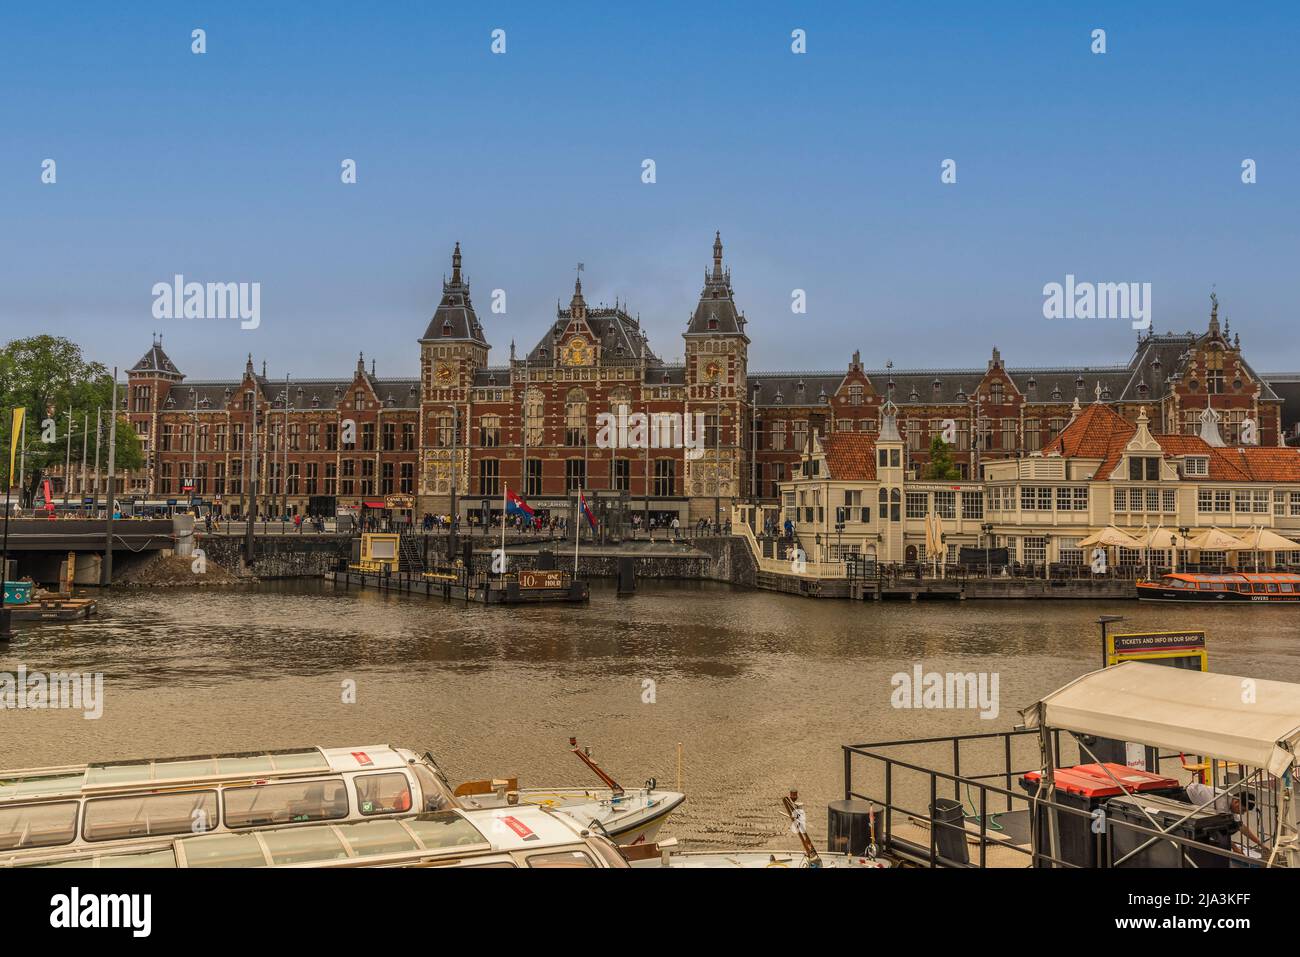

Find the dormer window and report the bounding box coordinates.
[1128,456,1160,481]
[442,320,452,337]
[708,317,719,330]
[1184,456,1209,477]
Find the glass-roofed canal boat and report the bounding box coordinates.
[0,743,683,864]
[4,806,632,869]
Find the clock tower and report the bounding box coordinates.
[418,243,490,512]
[683,232,751,522]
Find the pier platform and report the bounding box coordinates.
[325,568,589,604]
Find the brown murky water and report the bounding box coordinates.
[3,581,1299,848]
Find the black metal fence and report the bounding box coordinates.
[842,729,1265,869]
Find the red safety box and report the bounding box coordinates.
[1021,763,1181,800]
[1019,763,1184,867]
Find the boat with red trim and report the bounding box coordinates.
[1136,571,1300,602]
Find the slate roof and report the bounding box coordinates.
[419,243,488,345]
[686,232,747,337]
[130,339,183,378]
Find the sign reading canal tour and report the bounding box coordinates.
[1107,630,1207,671]
[519,570,569,589]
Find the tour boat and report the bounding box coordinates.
[0,742,682,863]
[6,806,632,869]
[1136,571,1300,602]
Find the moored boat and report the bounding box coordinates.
[1136,571,1300,602]
[6,806,632,869]
[0,741,682,864]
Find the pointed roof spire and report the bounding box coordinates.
[245,353,254,377]
[1198,398,1225,447]
[712,230,723,280]
[451,242,462,284]
[357,351,365,375]
[1208,290,1221,337]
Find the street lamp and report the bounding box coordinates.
[1097,615,1125,670]
[980,522,994,578]
[1177,525,1190,573]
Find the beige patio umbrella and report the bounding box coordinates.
[1077,526,1143,575]
[1077,526,1144,548]
[1138,526,1186,575]
[1186,527,1251,551]
[1234,526,1300,571]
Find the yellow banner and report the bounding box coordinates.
[7,408,24,486]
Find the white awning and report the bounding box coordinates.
[1022,662,1300,777]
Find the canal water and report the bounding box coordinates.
[4,582,1299,849]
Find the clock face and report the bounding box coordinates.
[705,361,723,381]
[562,337,592,366]
[434,363,453,383]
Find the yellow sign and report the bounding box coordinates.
[1106,630,1207,671]
[8,408,25,484]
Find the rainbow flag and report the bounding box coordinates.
[579,489,598,532]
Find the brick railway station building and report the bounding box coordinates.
[116,235,1300,527]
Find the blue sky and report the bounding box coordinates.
[2,1,1297,379]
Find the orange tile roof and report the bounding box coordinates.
[1043,403,1135,459]
[823,432,877,481]
[1045,402,1300,481]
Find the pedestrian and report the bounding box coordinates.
[671,516,680,540]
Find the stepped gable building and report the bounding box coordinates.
[121,238,1294,524]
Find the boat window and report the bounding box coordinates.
[261,825,349,865]
[1282,583,1294,593]
[1198,582,1216,590]
[224,779,349,828]
[525,849,596,868]
[411,764,452,811]
[0,773,86,801]
[21,847,178,868]
[84,761,157,789]
[336,818,420,857]
[1267,583,1279,593]
[84,790,218,842]
[355,773,412,816]
[181,831,269,867]
[0,802,79,850]
[402,811,488,850]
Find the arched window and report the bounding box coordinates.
[524,389,544,446]
[565,388,587,447]
[479,414,500,447]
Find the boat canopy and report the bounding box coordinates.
[1022,662,1300,777]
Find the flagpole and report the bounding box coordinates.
[500,482,507,575]
[574,487,581,575]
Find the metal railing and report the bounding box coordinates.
[842,730,1263,869]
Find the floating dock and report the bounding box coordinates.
[4,596,99,621]
[326,567,589,604]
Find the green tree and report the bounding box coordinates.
[0,335,143,504]
[921,434,961,481]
